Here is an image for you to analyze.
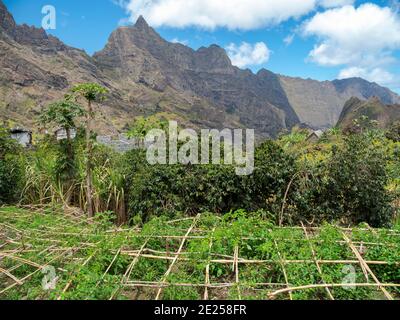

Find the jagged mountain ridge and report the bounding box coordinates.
[1,0,399,137]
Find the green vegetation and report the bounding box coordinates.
[1,115,399,228]
[0,207,398,300]
[1,82,399,300]
[70,83,108,218]
[125,129,397,228]
[39,99,85,188]
[0,128,23,204]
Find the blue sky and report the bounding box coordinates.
[3,0,400,93]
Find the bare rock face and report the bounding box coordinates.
[332,78,400,105]
[278,76,400,130]
[14,24,66,52]
[1,1,400,138]
[0,0,16,37]
[93,18,298,137]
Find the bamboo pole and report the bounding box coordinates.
[273,239,293,300]
[155,215,200,300]
[234,245,241,300]
[109,234,153,300]
[269,283,400,299]
[0,267,22,285]
[0,248,73,295]
[301,222,334,300]
[204,228,216,300]
[57,249,99,300]
[342,232,394,300]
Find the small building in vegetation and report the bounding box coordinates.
[10,128,32,147]
[306,130,324,142]
[54,128,77,141]
[96,134,146,153]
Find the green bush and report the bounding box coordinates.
[124,140,297,223]
[386,121,400,142]
[0,127,24,204]
[292,133,394,227]
[325,134,393,227]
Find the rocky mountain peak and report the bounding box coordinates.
[96,19,234,75]
[103,16,163,49]
[134,15,150,30]
[0,1,65,51]
[1,0,400,138]
[194,45,233,73]
[0,0,16,37]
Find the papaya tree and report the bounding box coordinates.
[70,83,108,217]
[39,98,85,200]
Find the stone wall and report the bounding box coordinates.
[96,134,146,153]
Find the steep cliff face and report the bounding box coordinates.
[278,76,400,130]
[0,1,134,134]
[93,17,299,137]
[1,1,399,137]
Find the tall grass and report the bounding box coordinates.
[20,139,127,224]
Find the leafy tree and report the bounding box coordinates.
[71,83,108,217]
[39,99,85,187]
[39,99,85,134]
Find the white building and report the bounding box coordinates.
[54,128,77,141]
[10,128,32,147]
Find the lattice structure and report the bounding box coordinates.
[0,206,399,300]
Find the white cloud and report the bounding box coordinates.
[171,38,189,45]
[118,0,321,30]
[303,4,400,66]
[112,0,355,30]
[284,34,295,46]
[303,3,400,89]
[226,42,271,68]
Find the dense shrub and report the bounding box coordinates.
[248,140,297,212]
[124,134,395,227]
[325,134,393,227]
[125,152,245,222]
[0,127,24,204]
[291,133,394,227]
[386,121,400,142]
[124,140,297,223]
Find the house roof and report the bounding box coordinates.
[10,127,32,134]
[307,130,324,140]
[314,130,324,138]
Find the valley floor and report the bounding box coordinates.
[0,206,399,300]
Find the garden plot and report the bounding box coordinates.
[0,206,399,300]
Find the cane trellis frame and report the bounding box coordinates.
[0,206,399,300]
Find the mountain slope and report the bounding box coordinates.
[337,96,400,130]
[278,76,400,130]
[93,18,300,137]
[1,0,399,137]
